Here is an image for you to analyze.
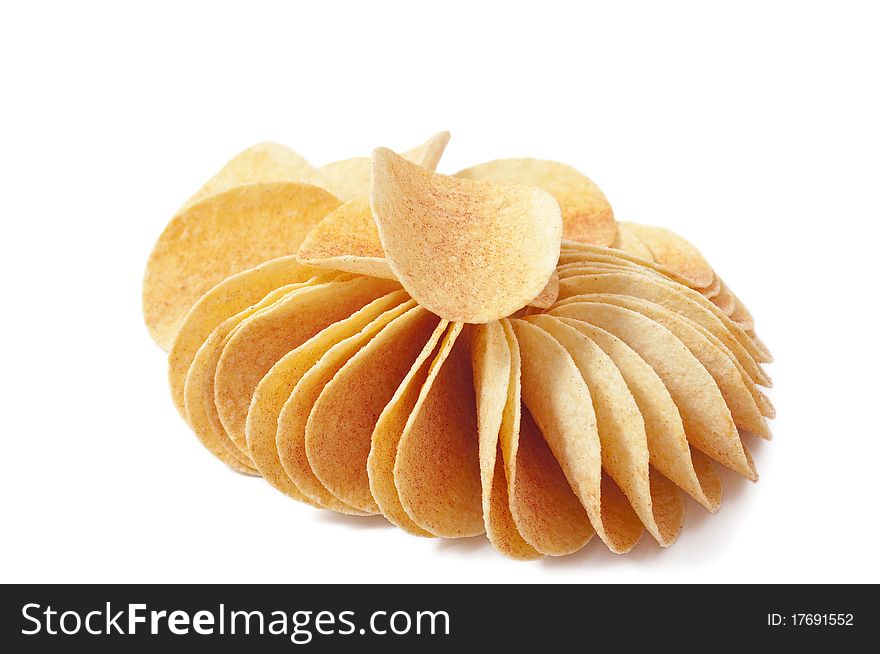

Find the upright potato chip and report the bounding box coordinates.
[612,222,654,261]
[498,321,593,556]
[183,283,308,472]
[561,241,701,289]
[372,148,561,323]
[472,321,541,559]
[277,300,415,514]
[367,320,449,536]
[296,196,395,279]
[528,271,560,310]
[701,274,722,299]
[168,256,319,418]
[510,406,595,556]
[549,302,757,480]
[456,158,617,246]
[712,279,737,315]
[558,246,772,362]
[394,324,485,538]
[561,293,771,437]
[557,271,770,386]
[214,277,400,457]
[554,317,722,511]
[180,142,327,211]
[729,295,755,331]
[617,223,714,288]
[245,291,409,502]
[318,132,451,201]
[511,319,645,553]
[306,306,442,513]
[527,315,684,546]
[143,182,341,350]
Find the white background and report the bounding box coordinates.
[1,1,878,584]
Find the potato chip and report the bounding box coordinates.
[299,195,559,310]
[712,278,737,315]
[557,250,772,364]
[214,277,400,457]
[701,274,722,299]
[617,223,714,288]
[553,317,722,511]
[456,159,617,246]
[549,302,757,480]
[180,142,327,211]
[557,271,771,386]
[394,323,484,537]
[527,315,685,545]
[511,319,645,553]
[367,320,449,536]
[562,293,772,436]
[372,148,561,322]
[526,271,560,310]
[560,241,700,289]
[612,222,654,261]
[510,405,595,555]
[306,306,442,513]
[318,132,450,201]
[168,256,319,418]
[276,300,415,514]
[729,296,755,331]
[245,291,409,502]
[296,195,395,279]
[183,283,309,472]
[496,320,594,556]
[143,182,341,350]
[472,321,541,559]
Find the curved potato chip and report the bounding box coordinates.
[557,245,772,365]
[557,271,770,386]
[367,320,449,536]
[183,282,308,472]
[701,274,722,299]
[560,241,704,289]
[472,321,541,559]
[561,293,771,438]
[296,196,395,279]
[299,197,560,310]
[181,142,327,211]
[612,222,654,261]
[499,321,593,556]
[556,276,776,419]
[526,315,684,545]
[245,291,409,502]
[456,158,617,246]
[372,148,561,322]
[527,271,559,309]
[277,300,416,514]
[143,182,341,350]
[729,295,755,331]
[215,277,400,457]
[713,279,737,315]
[554,317,722,511]
[510,319,644,553]
[306,306,442,513]
[318,132,451,201]
[394,324,484,538]
[168,257,319,418]
[549,302,757,480]
[617,223,714,288]
[511,406,595,556]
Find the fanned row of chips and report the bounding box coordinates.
[143,133,772,559]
